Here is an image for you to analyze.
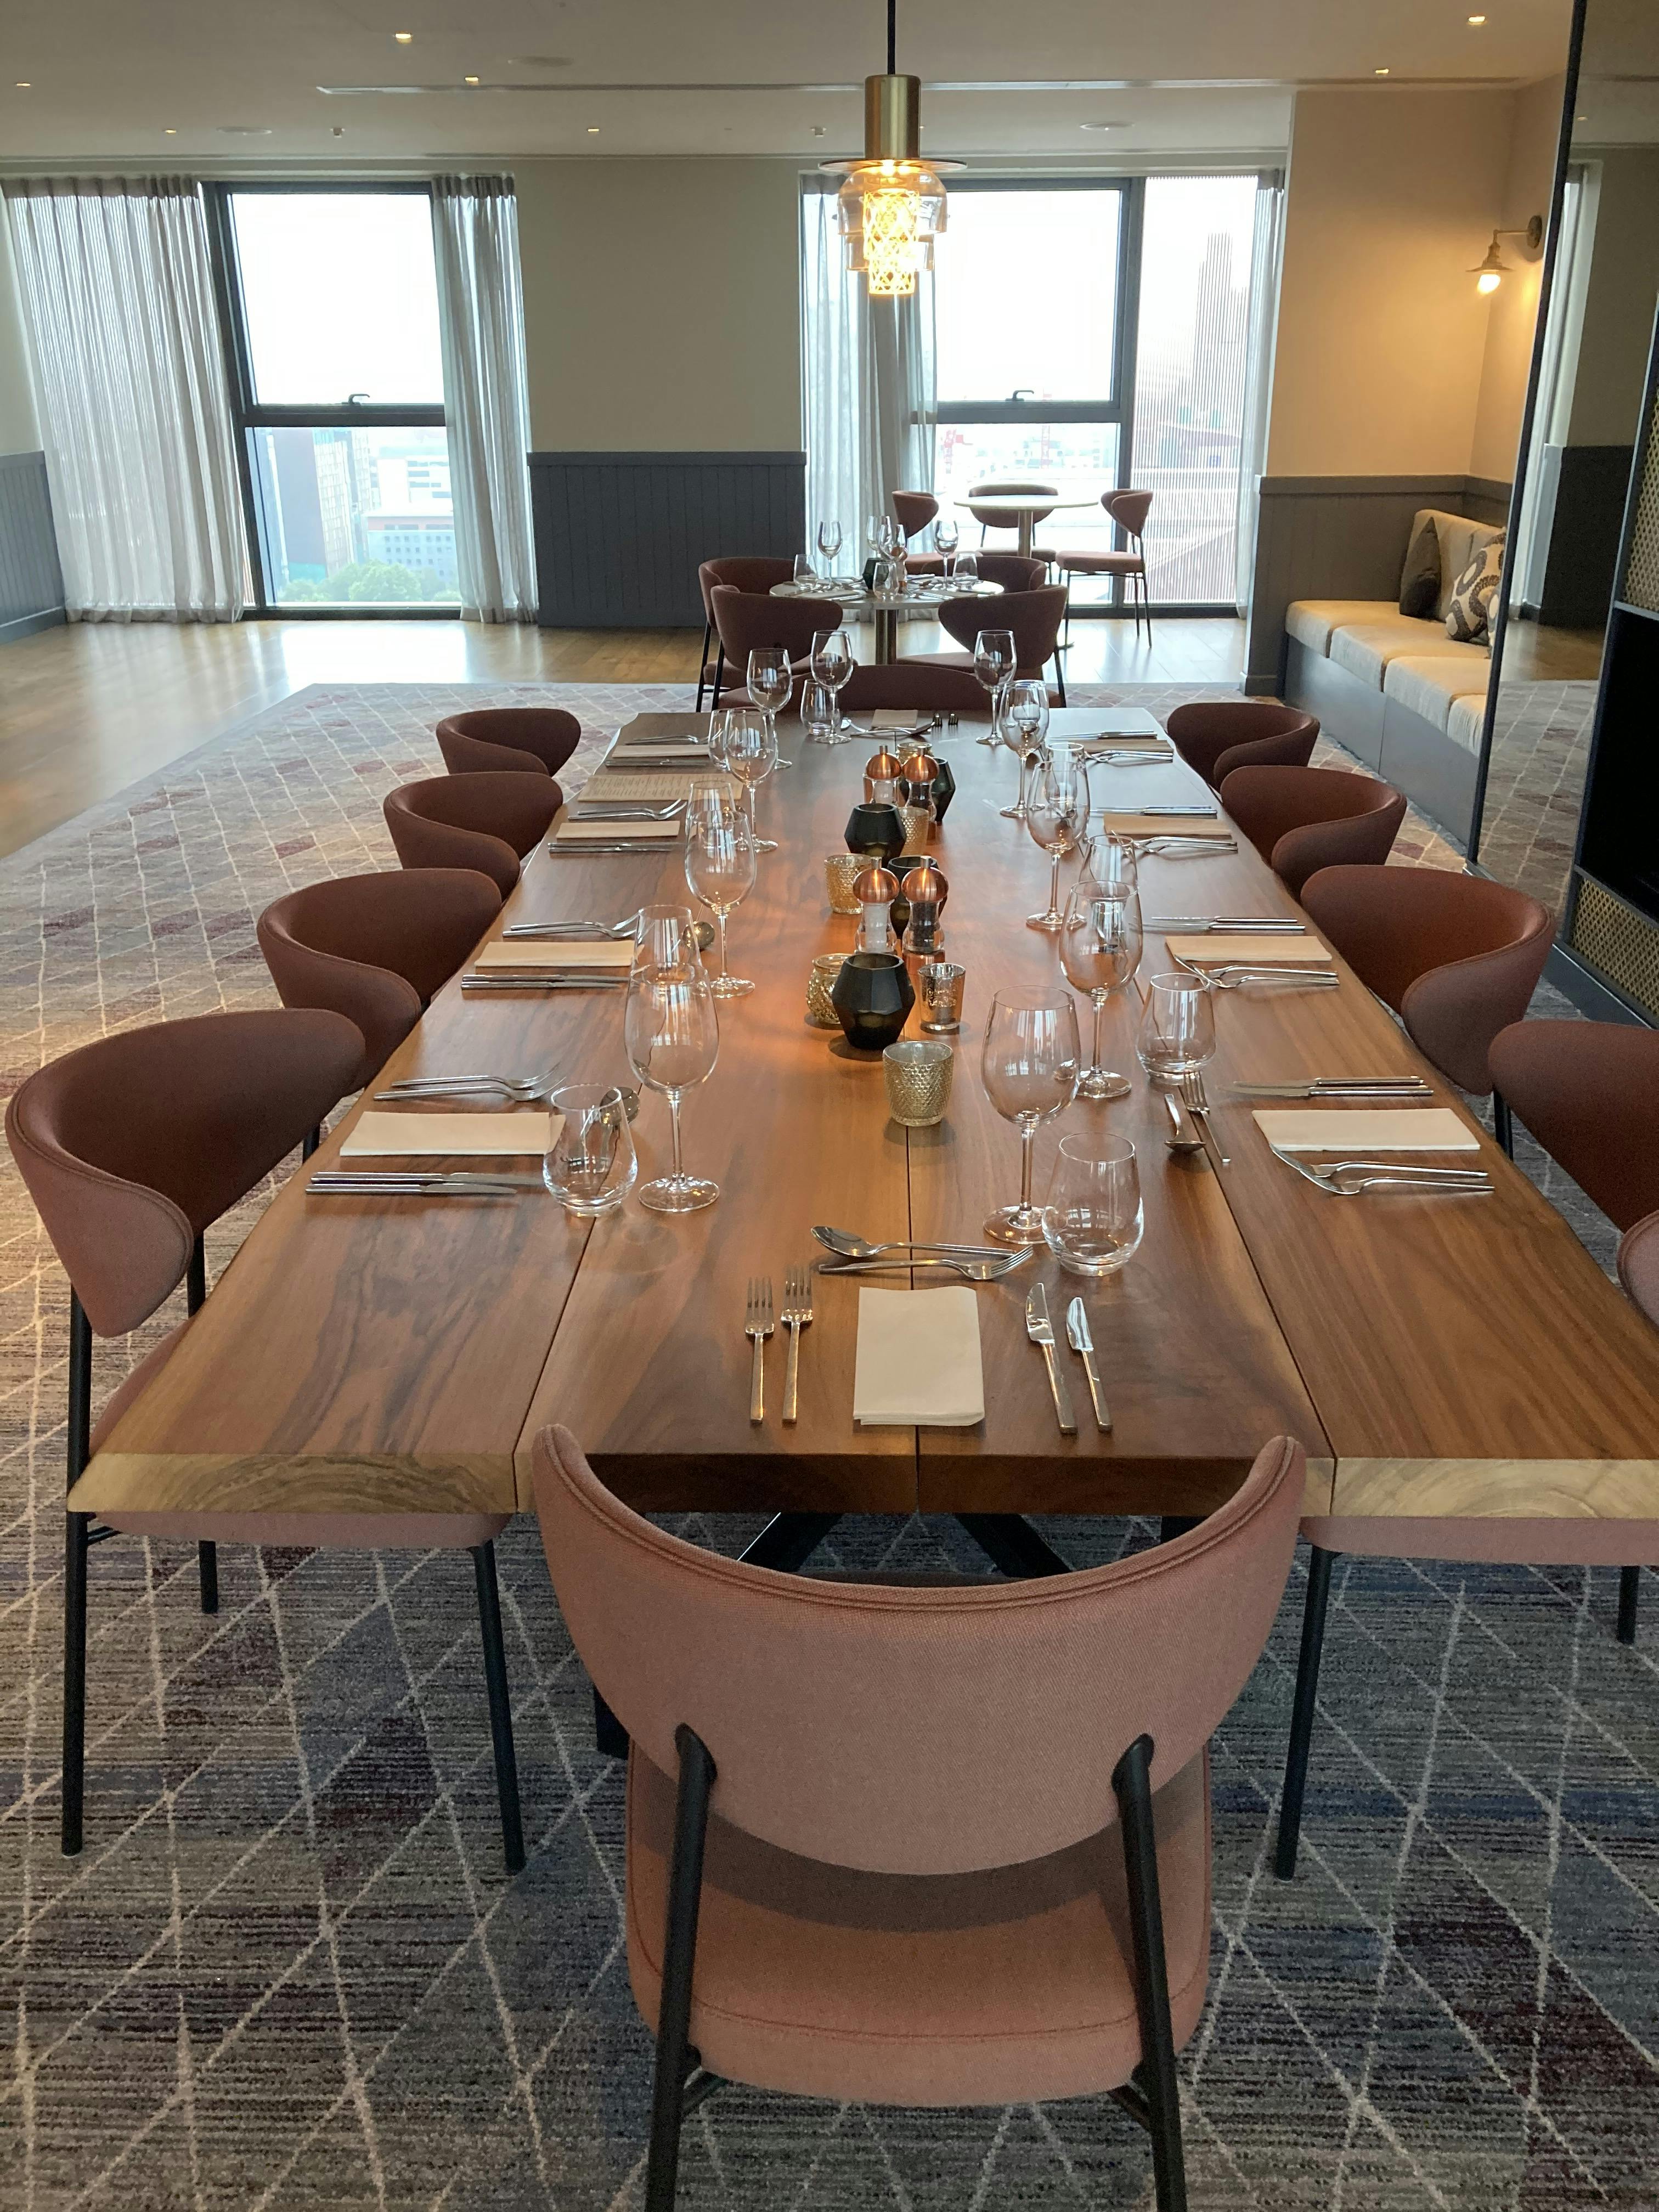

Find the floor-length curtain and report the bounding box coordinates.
[431,176,538,622]
[4,177,246,622]
[1234,172,1284,617]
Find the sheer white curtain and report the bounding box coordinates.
[4,176,246,622]
[801,182,937,555]
[1234,172,1285,616]
[431,176,538,622]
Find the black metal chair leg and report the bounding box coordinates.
[956,1514,1069,1578]
[1491,1088,1514,1158]
[1054,654,1067,706]
[1275,1544,1335,1879]
[1618,1565,1642,1645]
[711,644,726,710]
[645,1726,716,2212]
[183,1241,219,1612]
[197,1541,219,1615]
[695,620,712,713]
[62,1510,91,1857]
[471,1543,525,1874]
[1113,1735,1188,2212]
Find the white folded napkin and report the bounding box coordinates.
[1254,1108,1480,1153]
[872,710,927,731]
[853,1286,984,1428]
[1099,812,1233,839]
[1166,934,1331,964]
[474,938,633,970]
[554,817,681,844]
[341,1111,554,1158]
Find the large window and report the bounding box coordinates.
[208,187,458,611]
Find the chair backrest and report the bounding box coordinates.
[383,774,563,898]
[837,661,986,714]
[938,584,1067,669]
[531,1423,1303,1874]
[1166,703,1319,788]
[6,1009,364,1338]
[972,552,1048,594]
[257,869,502,1086]
[967,479,1058,528]
[1220,764,1406,898]
[1620,1213,1659,1328]
[436,708,581,778]
[1487,1019,1659,1231]
[709,583,843,668]
[697,556,795,622]
[1301,865,1553,1093]
[891,490,939,540]
[1106,488,1154,539]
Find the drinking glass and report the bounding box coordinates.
[972,628,1015,746]
[1025,751,1091,932]
[1042,1135,1144,1277]
[816,518,844,569]
[722,708,779,853]
[543,1084,637,1216]
[952,551,978,585]
[1079,832,1138,896]
[684,803,757,998]
[1060,887,1143,1101]
[810,627,855,741]
[979,992,1081,1245]
[933,517,959,560]
[625,931,720,1214]
[871,513,902,557]
[1135,972,1217,1085]
[802,679,836,747]
[792,553,816,589]
[1000,675,1049,821]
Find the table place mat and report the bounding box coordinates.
[853,1286,984,1428]
[1166,934,1331,964]
[1252,1108,1480,1153]
[1099,813,1235,840]
[553,817,681,844]
[474,938,634,971]
[342,1111,553,1158]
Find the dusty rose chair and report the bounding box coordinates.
[837,661,986,716]
[891,489,939,541]
[1057,489,1155,637]
[384,772,563,898]
[972,552,1048,595]
[695,557,795,710]
[924,584,1070,702]
[1166,702,1319,790]
[532,1422,1305,2210]
[1220,765,1407,898]
[708,584,843,710]
[436,707,581,779]
[257,868,502,1097]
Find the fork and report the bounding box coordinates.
[1269,1145,1491,1196]
[1180,1070,1230,1167]
[781,1265,814,1427]
[504,916,638,939]
[376,1067,560,1101]
[746,1277,775,1425]
[1170,951,1340,991]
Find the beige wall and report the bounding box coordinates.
[515,157,803,452]
[1469,74,1566,484]
[0,210,41,455]
[1266,87,1516,478]
[1565,145,1659,448]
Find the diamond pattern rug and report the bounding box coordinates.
[2,681,1654,2211]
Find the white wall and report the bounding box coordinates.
[1469,74,1566,485]
[0,210,41,455]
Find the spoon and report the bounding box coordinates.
[505,917,715,952]
[812,1225,1015,1261]
[1164,1092,1206,1154]
[815,1254,1030,1282]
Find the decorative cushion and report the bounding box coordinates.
[1398,516,1441,617]
[1445,539,1504,644]
[1432,514,1504,619]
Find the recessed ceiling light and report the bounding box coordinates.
[218,125,273,136]
[1081,120,1126,131]
[164,127,177,135]
[1374,66,1391,76]
[587,125,599,134]
[509,54,571,67]
[464,74,479,84]
[1576,112,1589,121]
[14,81,31,88]
[394,30,413,42]
[1468,12,1486,22]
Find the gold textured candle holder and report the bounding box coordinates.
[918,961,966,1034]
[883,1039,954,1127]
[825,853,864,914]
[807,953,847,1028]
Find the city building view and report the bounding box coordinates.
[251,426,459,605]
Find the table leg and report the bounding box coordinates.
[873,605,898,665]
[1017,514,1034,561]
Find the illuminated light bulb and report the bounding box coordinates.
[1477,269,1502,294]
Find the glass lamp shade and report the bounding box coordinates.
[836,161,949,297]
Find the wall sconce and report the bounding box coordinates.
[1471,214,1544,294]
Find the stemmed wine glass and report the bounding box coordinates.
[972,629,1015,746]
[1135,972,1217,1087]
[980,993,1081,1246]
[1000,675,1049,821]
[1060,886,1143,1102]
[1078,831,1138,898]
[933,516,959,569]
[722,709,780,853]
[810,627,854,742]
[746,644,793,754]
[626,916,720,1214]
[1025,750,1091,932]
[684,795,758,999]
[816,519,843,572]
[870,513,902,557]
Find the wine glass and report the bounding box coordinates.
[683,800,757,998]
[933,517,959,562]
[816,518,844,571]
[1000,675,1049,821]
[722,708,780,853]
[543,1084,637,1215]
[746,644,793,750]
[1060,887,1143,1102]
[1041,1135,1144,1277]
[802,680,836,747]
[626,928,720,1214]
[1079,831,1138,897]
[1135,972,1217,1086]
[972,628,1015,746]
[810,627,855,741]
[980,993,1081,1246]
[1025,751,1091,932]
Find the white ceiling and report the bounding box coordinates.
[0,0,1580,165]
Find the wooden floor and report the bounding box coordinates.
[0,613,1244,859]
[1499,616,1604,683]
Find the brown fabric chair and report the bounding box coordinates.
[695,557,795,710]
[1621,1212,1659,1327]
[837,661,986,716]
[4,1012,527,1876]
[967,479,1059,566]
[1057,489,1155,637]
[923,584,1070,703]
[970,552,1048,595]
[531,1422,1304,2207]
[257,868,503,1091]
[891,490,939,540]
[1166,702,1320,789]
[435,707,582,778]
[708,584,843,711]
[1220,765,1407,898]
[384,772,563,898]
[1300,866,1552,1107]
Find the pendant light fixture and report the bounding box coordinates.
[821,0,961,298]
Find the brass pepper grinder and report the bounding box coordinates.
[901,855,948,981]
[864,749,904,804]
[854,860,901,954]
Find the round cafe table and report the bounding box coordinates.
[771,574,1002,665]
[955,494,1099,561]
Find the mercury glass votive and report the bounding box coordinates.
[825,853,864,915]
[918,961,966,1034]
[883,1040,955,1127]
[806,952,847,1028]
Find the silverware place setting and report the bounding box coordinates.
[812,1224,1024,1263]
[1065,1296,1111,1432]
[377,1067,561,1102]
[504,916,715,951]
[307,1170,544,1198]
[746,1277,775,1424]
[780,1264,814,1426]
[1164,1091,1207,1156]
[568,802,687,822]
[545,840,683,856]
[1147,916,1306,933]
[1136,836,1240,857]
[1025,1282,1077,1435]
[460,973,630,992]
[1267,1146,1493,1198]
[1233,1077,1433,1099]
[817,1254,1029,1281]
[1179,1071,1230,1168]
[1170,956,1341,992]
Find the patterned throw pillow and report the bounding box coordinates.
[1398,517,1440,617]
[1445,538,1503,643]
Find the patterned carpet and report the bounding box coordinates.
[1,680,1654,2211]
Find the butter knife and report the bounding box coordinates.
[1064,1297,1111,1432]
[1025,1283,1077,1435]
[1233,1079,1432,1098]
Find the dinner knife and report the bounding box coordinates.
[1147,917,1306,932]
[1065,1297,1111,1433]
[1025,1283,1077,1435]
[460,974,627,991]
[545,842,680,856]
[1126,804,1220,818]
[1232,1079,1432,1098]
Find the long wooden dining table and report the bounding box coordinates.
[74,707,1659,1543]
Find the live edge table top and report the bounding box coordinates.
[75,709,1659,1533]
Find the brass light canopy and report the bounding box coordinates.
[821,0,961,299]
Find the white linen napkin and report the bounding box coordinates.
[553,817,681,844]
[853,1286,984,1428]
[872,710,927,731]
[341,1111,554,1158]
[1254,1108,1480,1153]
[1166,934,1331,964]
[473,938,633,970]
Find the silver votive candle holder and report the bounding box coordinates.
[918,961,966,1034]
[825,853,864,915]
[807,952,847,1028]
[883,1040,954,1127]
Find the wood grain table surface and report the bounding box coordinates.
[76,708,1659,1532]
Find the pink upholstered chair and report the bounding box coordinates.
[1166,702,1319,790]
[383,773,563,898]
[924,584,1070,702]
[972,552,1048,595]
[257,868,502,1095]
[708,584,843,710]
[1219,765,1407,898]
[436,707,582,778]
[836,661,986,716]
[891,489,939,541]
[531,1422,1305,2210]
[695,557,795,709]
[1057,489,1155,637]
